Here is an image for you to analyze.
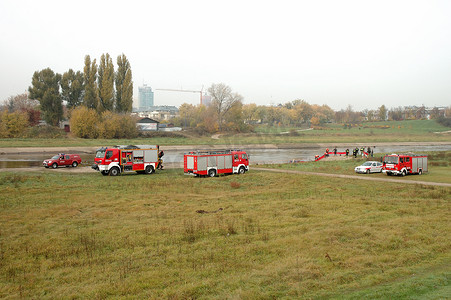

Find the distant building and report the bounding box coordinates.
[132,105,179,121]
[136,117,159,131]
[138,84,154,109]
[201,93,212,106]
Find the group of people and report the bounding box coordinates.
[320,146,375,159]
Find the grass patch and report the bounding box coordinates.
[0,168,450,298]
[264,151,451,184]
[0,120,450,147]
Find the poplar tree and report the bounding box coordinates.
[115,54,133,113]
[61,69,84,108]
[83,55,99,110]
[98,53,115,112]
[28,68,63,126]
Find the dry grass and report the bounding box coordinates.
[0,169,450,298]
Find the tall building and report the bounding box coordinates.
[138,84,154,109]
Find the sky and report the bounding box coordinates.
[0,0,450,111]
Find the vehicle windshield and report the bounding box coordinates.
[96,150,106,158]
[51,155,59,160]
[361,162,372,166]
[384,156,398,164]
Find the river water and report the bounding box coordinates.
[1,145,450,169]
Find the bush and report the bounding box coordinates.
[0,110,29,138]
[24,125,66,138]
[70,106,100,138]
[70,107,138,139]
[436,116,451,128]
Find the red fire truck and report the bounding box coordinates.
[382,153,428,176]
[184,150,249,177]
[92,145,160,176]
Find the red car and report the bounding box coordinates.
[43,153,82,169]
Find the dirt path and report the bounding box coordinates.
[252,167,451,187]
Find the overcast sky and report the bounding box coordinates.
[1,0,450,111]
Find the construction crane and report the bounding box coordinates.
[155,87,204,105]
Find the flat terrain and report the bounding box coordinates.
[0,168,450,298]
[1,120,450,148]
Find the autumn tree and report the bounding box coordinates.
[378,104,387,121]
[208,83,243,131]
[83,55,99,110]
[28,68,62,126]
[115,54,133,113]
[61,69,84,109]
[70,106,99,138]
[0,110,29,138]
[98,53,115,112]
[3,93,41,126]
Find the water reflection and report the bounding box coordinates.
[1,145,450,169]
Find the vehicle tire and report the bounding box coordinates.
[52,163,58,169]
[239,166,246,174]
[109,167,120,176]
[101,170,109,176]
[366,169,370,174]
[145,165,154,174]
[208,169,216,177]
[72,161,78,167]
[402,170,407,176]
[418,169,423,175]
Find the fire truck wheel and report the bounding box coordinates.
[109,167,120,176]
[402,170,406,176]
[101,170,109,176]
[52,163,58,169]
[419,169,423,175]
[208,169,216,177]
[239,167,246,174]
[145,165,154,174]
[72,161,78,167]
[366,169,370,174]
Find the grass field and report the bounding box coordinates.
[0,120,450,148]
[265,151,451,184]
[0,167,450,298]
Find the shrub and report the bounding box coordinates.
[0,110,29,138]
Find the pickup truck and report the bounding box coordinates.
[43,153,82,169]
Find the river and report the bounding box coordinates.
[1,144,450,169]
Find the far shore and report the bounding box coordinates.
[1,141,451,155]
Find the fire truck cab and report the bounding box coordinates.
[382,153,428,176]
[184,150,249,177]
[92,145,160,176]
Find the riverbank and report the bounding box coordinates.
[1,141,451,155]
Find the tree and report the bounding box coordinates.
[28,68,62,126]
[98,53,115,112]
[83,55,99,110]
[0,110,29,138]
[115,54,133,113]
[70,106,99,138]
[61,69,84,109]
[208,83,243,131]
[4,93,41,126]
[378,105,387,121]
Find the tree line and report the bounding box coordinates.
[28,53,133,126]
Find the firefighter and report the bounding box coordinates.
[333,147,337,155]
[325,148,329,157]
[157,150,164,170]
[345,148,349,156]
[360,147,365,156]
[315,155,319,161]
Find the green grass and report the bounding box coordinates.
[262,151,451,184]
[260,152,451,184]
[0,168,450,298]
[0,120,450,148]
